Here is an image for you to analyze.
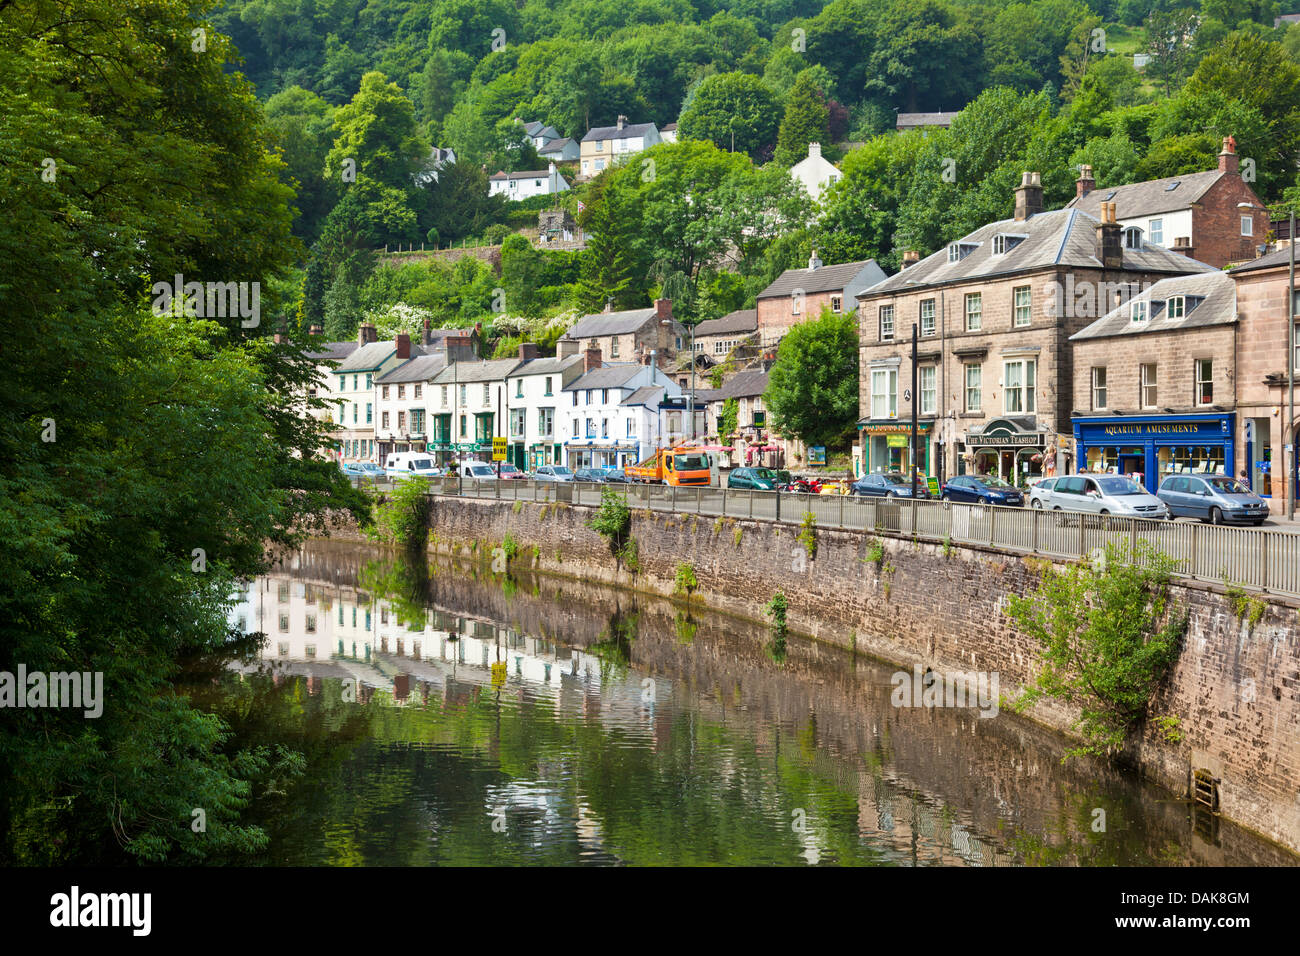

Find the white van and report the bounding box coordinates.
[384,452,442,478]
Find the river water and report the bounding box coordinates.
[205,538,1292,866]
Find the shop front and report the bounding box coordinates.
[858,420,934,477]
[960,418,1051,488]
[1073,413,1234,494]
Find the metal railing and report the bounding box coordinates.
[355,477,1288,597]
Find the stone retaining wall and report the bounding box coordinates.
[417,495,1300,854]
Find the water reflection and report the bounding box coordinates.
[205,539,1294,867]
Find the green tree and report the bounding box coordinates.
[0,0,366,864]
[265,85,337,244]
[678,72,779,158]
[774,70,831,166]
[325,71,430,192]
[864,0,984,113]
[765,308,859,448]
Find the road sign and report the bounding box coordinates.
[492,436,506,461]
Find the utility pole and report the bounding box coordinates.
[689,321,697,442]
[911,323,919,499]
[1290,207,1295,519]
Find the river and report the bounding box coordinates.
[202,538,1293,866]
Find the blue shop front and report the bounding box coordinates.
[1072,413,1235,494]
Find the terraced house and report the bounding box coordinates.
[855,172,1214,486]
[333,325,422,464]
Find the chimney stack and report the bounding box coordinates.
[518,342,540,361]
[1014,171,1043,221]
[902,249,920,268]
[1218,135,1239,175]
[1172,236,1195,258]
[444,332,476,364]
[421,317,433,346]
[308,324,323,336]
[584,345,602,373]
[1076,164,1095,200]
[808,249,822,271]
[1096,201,1123,269]
[395,333,411,359]
[808,142,821,160]
[358,322,378,345]
[557,337,579,358]
[654,297,673,322]
[617,115,627,131]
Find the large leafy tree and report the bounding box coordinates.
[678,72,779,159]
[325,71,430,192]
[0,0,365,864]
[765,309,860,449]
[774,70,831,166]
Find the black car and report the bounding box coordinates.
[601,468,634,483]
[573,468,607,482]
[940,475,1024,506]
[850,472,928,498]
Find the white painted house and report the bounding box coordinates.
[558,360,680,469]
[503,347,586,471]
[579,116,661,179]
[789,142,842,203]
[488,164,570,201]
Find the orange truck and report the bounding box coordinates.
[626,445,712,485]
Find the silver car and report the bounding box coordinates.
[1047,474,1169,522]
[1157,474,1269,526]
[533,465,575,482]
[1027,476,1057,509]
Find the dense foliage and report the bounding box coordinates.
[0,0,366,864]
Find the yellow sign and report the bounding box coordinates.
[492,436,507,461]
[491,661,507,688]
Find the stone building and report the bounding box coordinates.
[1229,246,1300,511]
[856,172,1215,486]
[1068,271,1237,493]
[1065,137,1269,269]
[756,254,887,347]
[557,299,685,369]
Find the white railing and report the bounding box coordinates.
[352,476,1288,598]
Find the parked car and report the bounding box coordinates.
[1027,476,1057,509]
[1157,474,1268,525]
[384,452,442,478]
[497,463,527,480]
[573,468,606,482]
[534,465,575,482]
[940,475,1024,506]
[356,463,386,479]
[340,462,365,477]
[601,468,634,483]
[454,461,498,481]
[1047,474,1168,520]
[850,473,927,498]
[727,467,777,490]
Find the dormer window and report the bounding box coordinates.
[947,241,977,262]
[947,243,961,262]
[1123,226,1143,249]
[1131,299,1149,323]
[991,234,1026,256]
[1166,296,1185,319]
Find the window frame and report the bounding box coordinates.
[1195,358,1213,406]
[1013,285,1032,328]
[964,292,982,332]
[920,298,936,336]
[1140,363,1158,408]
[1091,366,1107,410]
[879,304,895,341]
[964,363,982,412]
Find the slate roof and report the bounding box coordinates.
[896,112,959,129]
[562,308,686,339]
[376,354,447,384]
[715,368,768,399]
[865,209,1215,297]
[690,387,724,404]
[565,363,646,390]
[582,122,657,142]
[337,341,403,372]
[509,354,584,378]
[1066,170,1224,219]
[1228,245,1297,274]
[305,341,359,362]
[1070,272,1236,341]
[692,309,758,337]
[431,358,522,385]
[489,169,558,181]
[539,137,575,154]
[759,259,887,298]
[621,386,666,407]
[522,121,558,139]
